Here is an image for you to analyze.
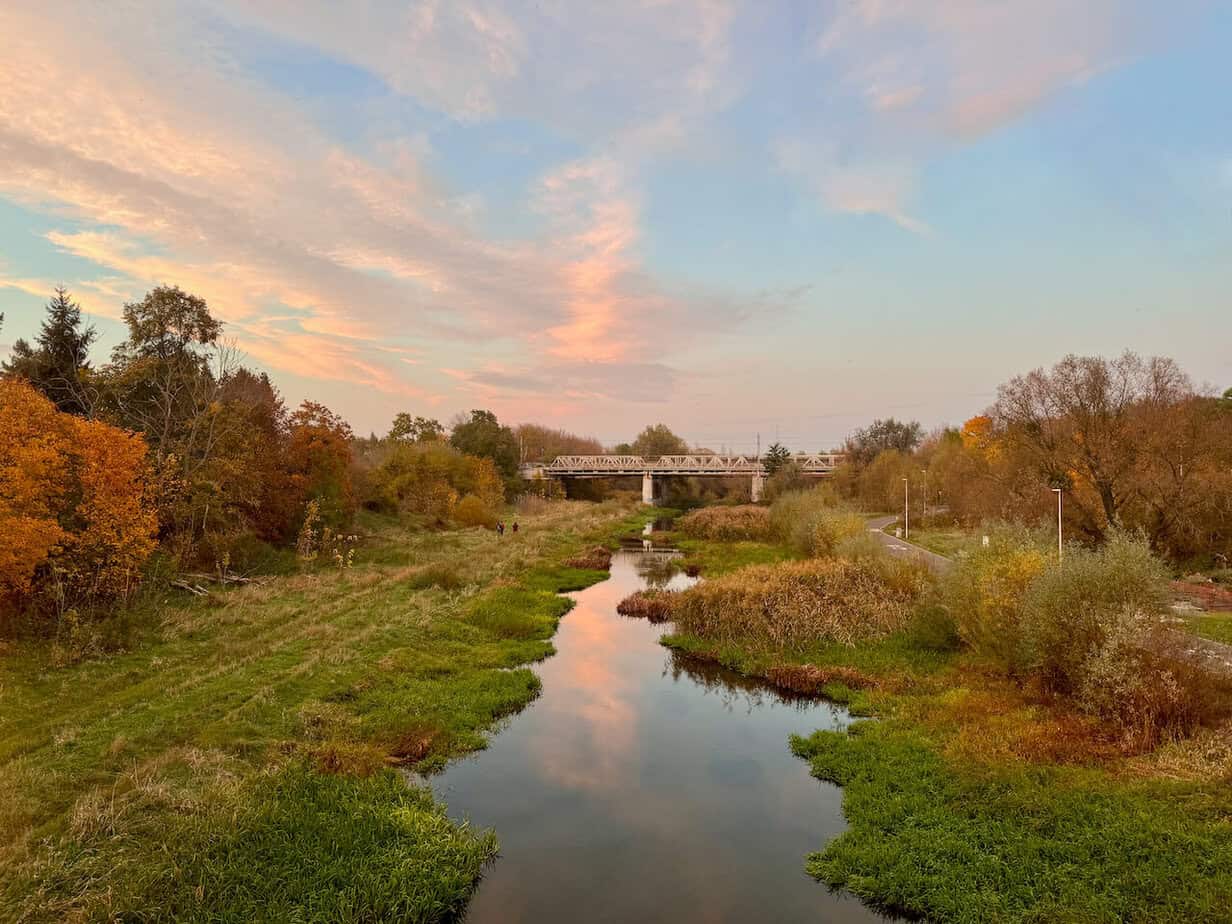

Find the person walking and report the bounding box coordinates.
[512,521,519,535]
[496,521,505,537]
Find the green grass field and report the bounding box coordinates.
[0,500,642,922]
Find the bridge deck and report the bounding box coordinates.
[521,453,844,478]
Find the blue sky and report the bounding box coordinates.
[1,1,1229,449]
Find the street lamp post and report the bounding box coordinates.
[903,477,909,540]
[1052,488,1063,560]
[921,469,928,523]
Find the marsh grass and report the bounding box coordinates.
[671,558,922,649]
[0,499,642,922]
[676,505,772,541]
[616,589,676,623]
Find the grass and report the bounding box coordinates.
[1188,611,1232,646]
[0,499,643,922]
[663,526,1232,922]
[675,536,799,576]
[793,721,1232,923]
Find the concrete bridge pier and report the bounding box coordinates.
[642,472,656,505]
[750,471,765,504]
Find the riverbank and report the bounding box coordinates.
[660,528,1232,922]
[0,500,642,922]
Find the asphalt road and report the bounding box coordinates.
[864,515,953,574]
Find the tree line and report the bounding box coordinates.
[0,286,601,626]
[814,352,1232,566]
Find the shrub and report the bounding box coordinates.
[1078,608,1232,749]
[452,494,498,529]
[671,559,918,649]
[1020,532,1169,694]
[406,563,465,591]
[677,505,772,541]
[939,527,1049,668]
[769,488,865,557]
[906,602,962,652]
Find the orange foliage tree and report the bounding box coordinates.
[286,401,356,530]
[0,380,157,612]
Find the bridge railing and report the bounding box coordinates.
[524,452,845,476]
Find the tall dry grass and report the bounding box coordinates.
[768,488,865,556]
[676,505,772,541]
[671,558,920,649]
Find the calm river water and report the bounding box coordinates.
[425,547,883,922]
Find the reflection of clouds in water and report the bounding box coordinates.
[532,595,639,793]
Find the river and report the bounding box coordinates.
[425,545,884,922]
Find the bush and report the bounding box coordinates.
[1020,532,1169,694]
[676,505,771,541]
[769,488,865,557]
[671,559,918,649]
[1079,608,1232,749]
[906,602,962,652]
[939,527,1049,668]
[406,563,466,591]
[452,494,498,529]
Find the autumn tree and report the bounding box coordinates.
[1,288,97,415]
[0,380,156,615]
[450,410,520,486]
[993,352,1190,536]
[389,413,445,443]
[844,418,922,468]
[514,423,603,462]
[286,401,356,529]
[629,423,688,460]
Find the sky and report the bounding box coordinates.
[1,1,1229,451]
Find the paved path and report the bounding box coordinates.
[865,515,953,574]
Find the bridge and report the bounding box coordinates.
[520,453,844,503]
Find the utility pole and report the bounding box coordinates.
[1052,488,1063,561]
[903,477,909,540]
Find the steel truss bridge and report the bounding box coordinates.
[520,453,844,503]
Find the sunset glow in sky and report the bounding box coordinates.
[1,1,1229,449]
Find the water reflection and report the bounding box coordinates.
[424,549,885,923]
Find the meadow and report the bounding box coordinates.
[0,500,640,922]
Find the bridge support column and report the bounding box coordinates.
[750,471,765,503]
[642,473,656,505]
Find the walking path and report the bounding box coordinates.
[864,515,952,574]
[864,515,1232,675]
